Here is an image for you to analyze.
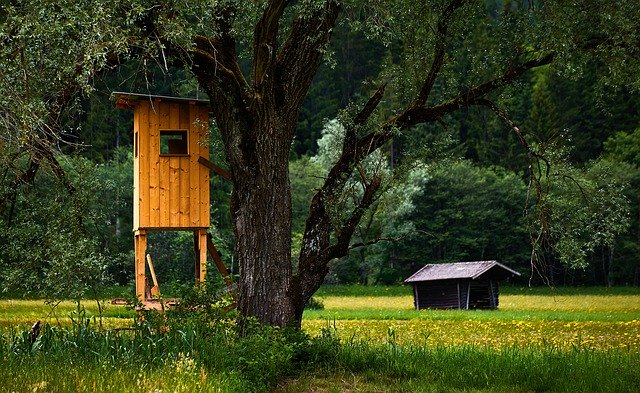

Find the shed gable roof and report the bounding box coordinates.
[404,261,520,283]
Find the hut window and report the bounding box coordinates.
[160,130,188,155]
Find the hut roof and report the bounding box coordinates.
[111,91,209,109]
[404,261,520,283]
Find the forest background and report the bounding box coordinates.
[1,1,639,303]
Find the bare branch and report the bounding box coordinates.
[349,236,405,250]
[474,98,550,177]
[414,0,468,108]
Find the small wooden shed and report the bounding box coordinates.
[404,261,520,310]
[113,92,213,303]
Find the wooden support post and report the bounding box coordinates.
[146,254,160,298]
[197,156,231,180]
[193,230,201,281]
[194,229,207,283]
[489,281,496,309]
[134,229,147,302]
[206,233,233,287]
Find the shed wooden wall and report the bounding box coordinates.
[413,279,468,309]
[412,279,499,310]
[133,99,210,230]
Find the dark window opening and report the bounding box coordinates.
[160,130,188,155]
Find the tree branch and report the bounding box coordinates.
[388,52,556,131]
[354,83,387,125]
[252,0,288,89]
[349,234,407,250]
[0,156,40,219]
[414,0,468,108]
[473,96,555,223]
[275,1,340,113]
[474,98,550,177]
[320,174,383,263]
[192,35,249,98]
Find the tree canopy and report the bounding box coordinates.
[1,0,640,326]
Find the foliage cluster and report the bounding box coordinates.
[0,152,131,298]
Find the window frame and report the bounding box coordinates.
[159,129,189,156]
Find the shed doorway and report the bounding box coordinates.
[467,281,497,309]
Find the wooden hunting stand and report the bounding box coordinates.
[113,92,231,306]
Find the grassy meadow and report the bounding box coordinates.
[0,285,639,392]
[303,285,640,351]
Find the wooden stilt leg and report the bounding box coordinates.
[206,233,233,287]
[193,230,201,281]
[134,229,147,303]
[198,229,207,283]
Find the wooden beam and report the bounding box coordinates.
[198,229,207,283]
[193,230,201,281]
[206,233,234,287]
[198,156,231,180]
[134,230,147,302]
[146,254,160,298]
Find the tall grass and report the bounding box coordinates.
[276,327,640,392]
[2,285,639,392]
[0,308,307,392]
[3,319,638,393]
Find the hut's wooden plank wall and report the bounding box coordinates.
[133,100,210,230]
[413,279,499,310]
[414,279,465,309]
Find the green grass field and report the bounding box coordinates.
[303,285,640,351]
[0,286,639,392]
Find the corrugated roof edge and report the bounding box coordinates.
[403,260,521,283]
[470,261,521,279]
[403,263,432,283]
[111,91,210,108]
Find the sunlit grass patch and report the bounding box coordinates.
[315,285,412,297]
[0,300,134,331]
[302,318,640,351]
[500,293,640,313]
[319,295,415,310]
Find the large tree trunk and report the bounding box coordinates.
[230,117,299,327]
[187,1,341,328]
